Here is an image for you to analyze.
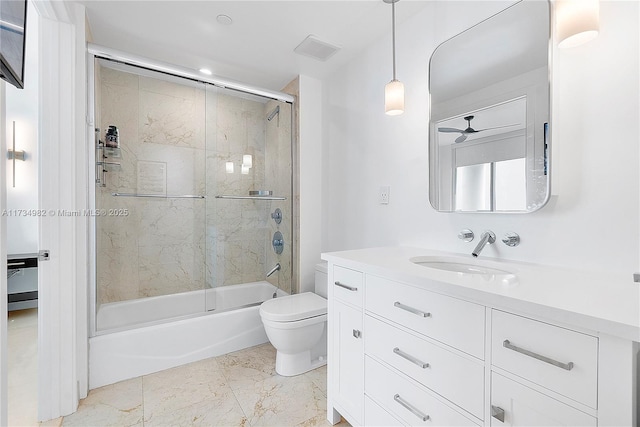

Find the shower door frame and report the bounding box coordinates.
[87,44,295,337]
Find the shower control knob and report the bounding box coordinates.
[271,208,282,224]
[502,232,520,247]
[458,229,474,242]
[272,231,284,254]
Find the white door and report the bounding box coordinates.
[333,299,364,424]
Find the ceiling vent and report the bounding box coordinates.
[294,35,341,61]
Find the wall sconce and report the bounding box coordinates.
[7,121,26,188]
[384,0,404,116]
[556,0,599,49]
[225,161,234,173]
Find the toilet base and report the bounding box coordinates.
[275,350,327,377]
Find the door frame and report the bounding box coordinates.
[0,0,89,423]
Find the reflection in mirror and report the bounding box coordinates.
[429,0,550,213]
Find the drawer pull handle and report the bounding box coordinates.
[491,405,505,423]
[353,329,361,339]
[393,394,430,422]
[393,347,429,369]
[503,340,574,371]
[334,281,357,292]
[394,301,431,317]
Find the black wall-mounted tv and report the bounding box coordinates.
[0,0,27,89]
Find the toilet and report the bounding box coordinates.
[259,262,328,376]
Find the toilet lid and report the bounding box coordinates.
[260,292,327,322]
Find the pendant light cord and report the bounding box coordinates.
[392,1,397,80]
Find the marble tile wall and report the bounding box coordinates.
[206,91,271,288]
[97,66,207,306]
[96,65,294,309]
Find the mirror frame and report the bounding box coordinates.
[428,0,552,214]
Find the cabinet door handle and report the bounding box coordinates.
[491,405,505,423]
[394,301,431,317]
[393,394,430,422]
[503,340,574,371]
[353,329,361,339]
[393,347,429,369]
[334,281,357,292]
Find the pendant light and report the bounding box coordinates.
[384,0,404,116]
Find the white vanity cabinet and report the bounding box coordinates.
[328,265,365,425]
[325,250,639,427]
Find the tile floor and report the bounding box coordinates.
[62,344,349,427]
[7,308,40,427]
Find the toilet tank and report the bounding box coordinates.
[314,261,328,298]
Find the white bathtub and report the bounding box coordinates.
[89,281,286,389]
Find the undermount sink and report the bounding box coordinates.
[409,256,516,282]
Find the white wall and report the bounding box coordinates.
[5,0,39,255]
[299,75,324,292]
[322,1,639,274]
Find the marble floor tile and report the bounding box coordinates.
[302,365,327,397]
[143,395,248,427]
[61,342,345,427]
[232,374,326,427]
[217,343,277,391]
[62,378,143,427]
[142,357,230,421]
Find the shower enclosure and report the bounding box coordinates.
[89,49,294,334]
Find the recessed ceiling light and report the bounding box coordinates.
[216,14,233,25]
[199,68,212,76]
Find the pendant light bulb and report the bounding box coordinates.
[385,80,404,116]
[384,0,404,115]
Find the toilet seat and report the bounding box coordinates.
[259,292,327,322]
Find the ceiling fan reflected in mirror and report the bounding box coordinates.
[438,115,518,143]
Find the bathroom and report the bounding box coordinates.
[0,0,638,425]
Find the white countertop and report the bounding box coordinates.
[321,247,640,342]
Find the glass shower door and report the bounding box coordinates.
[94,59,207,331]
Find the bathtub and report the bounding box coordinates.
[89,281,286,389]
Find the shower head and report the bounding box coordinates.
[267,106,280,121]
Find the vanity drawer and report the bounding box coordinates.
[365,275,485,359]
[491,310,598,409]
[365,356,480,427]
[333,265,363,307]
[365,315,484,419]
[365,396,405,427]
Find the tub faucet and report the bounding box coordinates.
[472,231,496,258]
[266,263,281,277]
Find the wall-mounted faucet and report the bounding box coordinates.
[472,231,496,258]
[266,263,281,277]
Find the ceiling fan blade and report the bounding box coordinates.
[455,134,468,143]
[438,127,464,133]
[475,123,520,132]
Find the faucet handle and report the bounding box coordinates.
[458,229,474,242]
[502,232,520,247]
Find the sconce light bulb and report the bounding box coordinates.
[556,0,599,49]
